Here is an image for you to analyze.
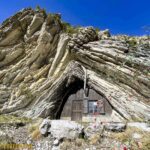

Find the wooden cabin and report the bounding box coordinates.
[60,82,112,122]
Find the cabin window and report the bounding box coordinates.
[88,100,105,115]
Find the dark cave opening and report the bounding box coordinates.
[55,78,84,119]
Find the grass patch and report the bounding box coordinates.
[30,128,41,141]
[75,138,84,147]
[61,22,81,34]
[88,134,101,145]
[110,127,150,150]
[0,114,32,124]
[60,139,71,150]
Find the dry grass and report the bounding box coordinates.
[142,137,150,150]
[60,138,85,150]
[28,123,39,133]
[28,118,43,141]
[75,138,84,147]
[60,139,72,150]
[31,128,41,141]
[110,127,150,150]
[0,114,32,124]
[88,134,101,145]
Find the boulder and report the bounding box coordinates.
[128,122,150,132]
[39,119,51,135]
[53,139,59,146]
[104,122,126,132]
[49,120,84,140]
[39,119,84,140]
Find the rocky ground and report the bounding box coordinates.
[0,116,150,150]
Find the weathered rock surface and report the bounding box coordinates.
[39,119,84,140]
[0,8,149,121]
[39,118,51,135]
[128,122,150,132]
[104,122,126,132]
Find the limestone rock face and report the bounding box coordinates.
[0,8,149,121]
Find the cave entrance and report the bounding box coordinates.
[56,79,112,122]
[56,79,84,121]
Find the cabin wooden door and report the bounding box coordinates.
[71,100,83,121]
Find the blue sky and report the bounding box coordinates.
[0,0,149,35]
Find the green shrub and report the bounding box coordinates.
[48,13,60,21]
[35,5,41,11]
[95,27,100,33]
[127,38,137,48]
[62,22,80,34]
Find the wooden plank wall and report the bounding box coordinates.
[61,88,112,118]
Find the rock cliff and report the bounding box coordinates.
[0,8,149,121]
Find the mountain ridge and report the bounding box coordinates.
[0,7,149,121]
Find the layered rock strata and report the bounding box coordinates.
[0,8,149,121]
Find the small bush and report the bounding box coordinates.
[127,38,137,48]
[35,5,41,11]
[62,22,80,34]
[95,27,100,33]
[48,13,61,21]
